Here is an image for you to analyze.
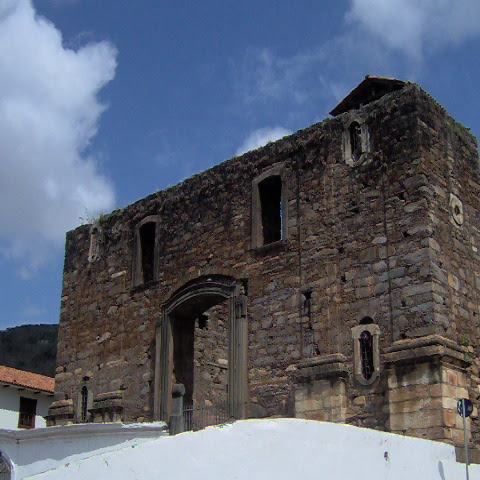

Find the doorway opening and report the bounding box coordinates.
[171,295,229,408]
[155,275,248,422]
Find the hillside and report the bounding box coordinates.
[0,324,58,377]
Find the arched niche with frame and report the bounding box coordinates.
[351,318,381,386]
[132,215,160,287]
[342,114,371,167]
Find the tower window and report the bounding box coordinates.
[139,221,156,283]
[349,121,362,163]
[352,321,380,385]
[133,216,160,287]
[259,175,282,245]
[359,330,374,380]
[343,117,370,167]
[252,165,288,249]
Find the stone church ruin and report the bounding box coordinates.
[48,76,480,446]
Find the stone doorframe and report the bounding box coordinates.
[153,275,248,421]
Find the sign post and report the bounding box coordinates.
[457,397,473,480]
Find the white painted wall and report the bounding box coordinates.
[13,419,480,480]
[0,387,51,430]
[0,422,167,479]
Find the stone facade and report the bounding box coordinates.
[51,76,480,446]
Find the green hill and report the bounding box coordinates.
[0,324,58,377]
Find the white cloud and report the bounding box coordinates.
[231,38,398,120]
[22,305,47,318]
[346,0,480,60]
[236,127,291,156]
[232,1,480,118]
[0,0,116,271]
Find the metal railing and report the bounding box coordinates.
[182,403,231,431]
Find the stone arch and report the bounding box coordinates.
[153,274,248,421]
[0,452,13,480]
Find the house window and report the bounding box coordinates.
[352,320,380,385]
[252,165,288,249]
[81,386,88,422]
[133,216,159,287]
[259,176,282,245]
[18,397,37,429]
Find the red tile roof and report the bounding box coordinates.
[0,365,54,393]
[330,75,410,116]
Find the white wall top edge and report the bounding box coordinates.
[0,421,168,441]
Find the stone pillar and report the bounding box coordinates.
[385,335,471,445]
[89,390,124,423]
[294,354,348,422]
[229,286,248,420]
[46,399,75,426]
[169,384,185,435]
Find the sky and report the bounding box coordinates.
[0,0,479,330]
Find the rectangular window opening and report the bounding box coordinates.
[18,396,37,429]
[139,222,156,283]
[259,176,282,245]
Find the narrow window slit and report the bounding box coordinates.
[349,121,362,162]
[139,222,156,283]
[359,330,374,380]
[259,176,282,245]
[81,386,88,422]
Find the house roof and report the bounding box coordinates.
[0,365,55,394]
[329,75,409,116]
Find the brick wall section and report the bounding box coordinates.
[55,83,479,431]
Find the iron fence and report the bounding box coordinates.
[182,403,231,431]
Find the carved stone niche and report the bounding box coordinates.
[89,390,124,423]
[294,353,348,423]
[385,335,471,445]
[87,222,103,263]
[46,399,75,427]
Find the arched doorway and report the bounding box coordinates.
[153,275,248,421]
[0,453,12,480]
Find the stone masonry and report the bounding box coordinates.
[50,76,480,446]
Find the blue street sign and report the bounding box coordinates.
[457,398,473,418]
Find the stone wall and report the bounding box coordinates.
[385,335,471,444]
[53,80,480,444]
[416,91,480,442]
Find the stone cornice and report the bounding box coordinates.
[384,335,470,369]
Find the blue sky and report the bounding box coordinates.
[0,0,479,330]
